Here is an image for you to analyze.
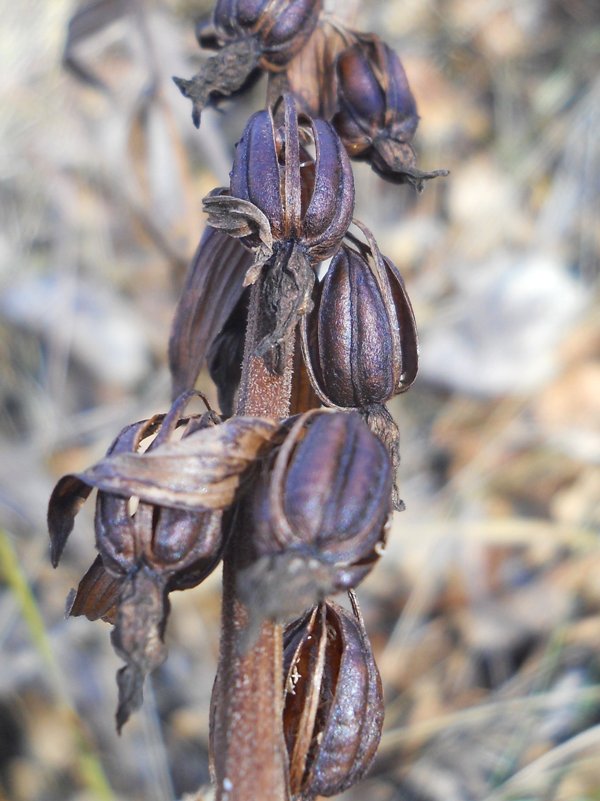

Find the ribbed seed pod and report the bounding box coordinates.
[225,94,354,264]
[333,34,447,190]
[236,410,392,631]
[48,392,226,729]
[203,94,354,367]
[175,0,321,126]
[302,228,418,409]
[283,596,384,797]
[213,0,322,70]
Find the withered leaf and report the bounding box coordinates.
[168,227,252,400]
[76,416,278,511]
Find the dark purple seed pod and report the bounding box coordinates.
[333,35,447,190]
[226,93,354,264]
[237,410,392,623]
[334,36,418,156]
[283,596,384,797]
[213,0,322,70]
[256,410,391,569]
[90,393,224,579]
[301,227,418,409]
[175,0,321,126]
[47,390,263,730]
[203,94,354,366]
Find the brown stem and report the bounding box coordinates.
[212,276,295,801]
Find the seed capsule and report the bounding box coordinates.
[47,391,280,729]
[283,596,384,796]
[203,94,354,368]
[213,0,322,70]
[236,410,392,627]
[175,0,321,126]
[333,35,447,190]
[224,94,354,264]
[302,227,418,409]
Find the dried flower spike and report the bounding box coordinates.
[283,595,384,797]
[174,0,322,126]
[333,35,448,190]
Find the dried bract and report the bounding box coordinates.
[175,0,321,126]
[283,597,384,797]
[278,17,352,119]
[333,35,448,190]
[207,287,250,416]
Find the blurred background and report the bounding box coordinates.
[0,1,599,799]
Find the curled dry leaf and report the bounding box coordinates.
[66,414,278,513]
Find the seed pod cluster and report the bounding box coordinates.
[50,2,444,796]
[283,598,384,797]
[48,391,280,729]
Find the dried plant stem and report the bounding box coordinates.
[213,276,295,801]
